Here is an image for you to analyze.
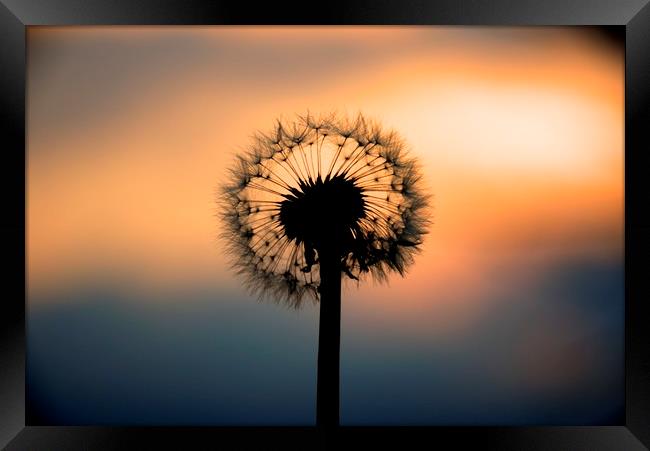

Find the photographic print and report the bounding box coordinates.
[26,26,624,426]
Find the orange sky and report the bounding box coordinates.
[27,27,623,335]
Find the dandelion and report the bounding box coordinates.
[219,112,430,426]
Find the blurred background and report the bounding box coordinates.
[27,26,623,425]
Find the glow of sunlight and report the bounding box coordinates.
[28,27,622,338]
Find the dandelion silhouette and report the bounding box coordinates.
[220,112,429,426]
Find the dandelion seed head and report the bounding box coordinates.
[219,112,430,307]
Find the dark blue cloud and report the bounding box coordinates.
[28,258,623,425]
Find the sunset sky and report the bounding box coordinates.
[27,26,623,425]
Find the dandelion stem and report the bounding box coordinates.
[315,246,341,427]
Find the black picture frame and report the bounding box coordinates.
[1,1,649,449]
